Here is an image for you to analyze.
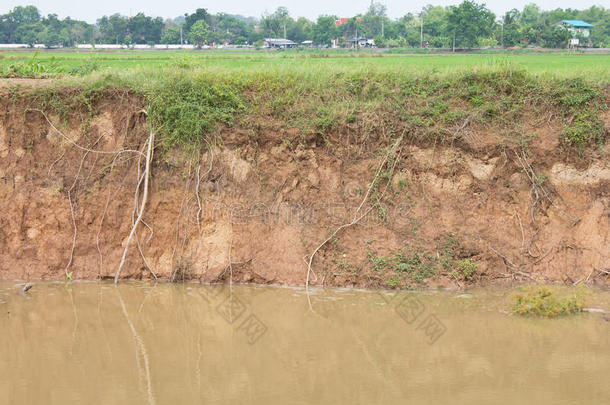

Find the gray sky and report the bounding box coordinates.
[1,0,607,23]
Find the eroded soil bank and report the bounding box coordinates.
[0,82,608,288]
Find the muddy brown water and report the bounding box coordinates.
[1,282,609,404]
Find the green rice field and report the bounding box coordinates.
[1,50,609,80]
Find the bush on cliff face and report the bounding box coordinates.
[146,74,244,149]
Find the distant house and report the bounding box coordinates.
[301,40,313,47]
[346,37,375,48]
[335,17,362,26]
[559,20,594,38]
[263,38,297,49]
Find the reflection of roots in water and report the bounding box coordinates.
[66,286,79,356]
[117,288,156,405]
[196,332,202,393]
[96,285,114,362]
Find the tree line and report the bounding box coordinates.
[1,2,609,48]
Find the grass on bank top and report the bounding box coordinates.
[0,50,610,81]
[14,62,605,155]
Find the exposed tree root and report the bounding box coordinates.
[114,128,155,284]
[487,244,537,281]
[131,140,157,280]
[29,108,147,158]
[593,268,610,281]
[63,135,103,278]
[47,150,65,177]
[31,108,154,281]
[513,209,525,251]
[516,150,579,225]
[170,164,192,282]
[228,211,234,288]
[305,136,403,291]
[195,148,214,234]
[487,241,555,281]
[97,154,129,277]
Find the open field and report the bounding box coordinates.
[1,50,610,79]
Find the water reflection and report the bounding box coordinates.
[0,282,609,404]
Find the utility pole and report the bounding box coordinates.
[381,20,384,38]
[283,23,286,39]
[452,32,456,52]
[180,26,183,45]
[420,15,423,48]
[501,18,504,48]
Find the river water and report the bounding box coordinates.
[1,282,609,404]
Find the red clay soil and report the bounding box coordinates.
[0,88,608,288]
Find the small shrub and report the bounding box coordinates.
[512,286,584,317]
[68,55,100,75]
[146,75,244,149]
[314,106,334,133]
[562,116,603,148]
[458,258,477,281]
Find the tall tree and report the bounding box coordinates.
[97,14,128,44]
[128,13,163,44]
[189,19,209,47]
[261,7,292,38]
[161,26,181,44]
[446,0,495,48]
[313,15,338,45]
[289,17,313,43]
[499,9,522,47]
[520,3,542,25]
[0,5,41,42]
[362,1,388,38]
[184,8,210,35]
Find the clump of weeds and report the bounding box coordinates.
[512,286,585,317]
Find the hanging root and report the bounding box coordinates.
[486,242,554,281]
[305,136,403,291]
[169,163,192,282]
[63,135,103,279]
[29,108,147,158]
[96,152,138,277]
[195,148,214,235]
[515,150,579,225]
[131,140,157,280]
[114,128,155,284]
[30,108,155,282]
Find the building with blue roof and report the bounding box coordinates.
[559,20,594,38]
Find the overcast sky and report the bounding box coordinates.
[1,0,606,23]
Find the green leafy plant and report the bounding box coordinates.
[513,286,584,317]
[0,52,65,78]
[457,258,477,281]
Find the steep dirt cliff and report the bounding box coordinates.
[0,84,608,288]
